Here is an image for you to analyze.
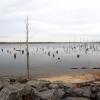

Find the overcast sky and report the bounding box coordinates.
[0,0,100,42]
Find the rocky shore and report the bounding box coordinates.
[0,77,100,100]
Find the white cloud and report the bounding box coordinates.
[0,0,100,42]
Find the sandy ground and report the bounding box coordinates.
[40,72,100,83]
[0,70,100,84]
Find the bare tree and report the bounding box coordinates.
[26,17,30,79]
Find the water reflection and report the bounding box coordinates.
[48,51,50,56]
[14,53,16,59]
[1,49,3,52]
[26,49,30,79]
[77,54,80,58]
[0,43,100,77]
[56,50,58,54]
[53,54,55,58]
[22,50,24,54]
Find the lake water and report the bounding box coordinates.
[0,43,100,78]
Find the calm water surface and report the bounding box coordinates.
[0,43,100,78]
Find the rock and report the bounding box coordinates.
[27,80,50,90]
[0,84,42,100]
[76,83,88,88]
[90,93,97,100]
[79,87,90,97]
[22,84,39,95]
[97,87,100,92]
[62,97,89,100]
[97,92,100,100]
[93,81,100,87]
[17,78,28,84]
[19,84,42,100]
[56,88,65,98]
[72,88,83,97]
[0,81,4,91]
[64,87,91,98]
[38,89,55,99]
[49,83,59,89]
[63,86,73,95]
[69,88,84,97]
[90,85,98,93]
[1,78,10,87]
[62,83,75,88]
[0,79,99,100]
[0,85,21,100]
[9,78,16,84]
[51,81,64,88]
[38,89,60,100]
[78,87,91,98]
[38,87,48,92]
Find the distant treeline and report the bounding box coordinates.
[0,42,100,44]
[0,42,55,44]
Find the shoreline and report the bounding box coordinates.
[0,71,100,100]
[40,72,100,83]
[0,75,100,100]
[0,71,100,84]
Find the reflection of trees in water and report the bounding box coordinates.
[1,43,100,71]
[26,49,30,79]
[1,49,3,52]
[48,51,50,56]
[53,54,55,58]
[14,53,16,59]
[22,50,24,54]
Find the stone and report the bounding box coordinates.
[0,85,20,100]
[90,86,98,93]
[49,83,59,89]
[97,92,100,100]
[62,83,75,88]
[0,84,42,100]
[69,88,84,97]
[63,97,89,100]
[64,87,91,98]
[56,88,65,98]
[1,79,10,87]
[0,81,4,91]
[79,87,91,98]
[0,79,99,100]
[9,78,16,84]
[27,80,50,90]
[38,89,58,100]
[20,84,41,100]
[63,86,73,95]
[72,87,91,98]
[17,77,28,84]
[38,87,49,92]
